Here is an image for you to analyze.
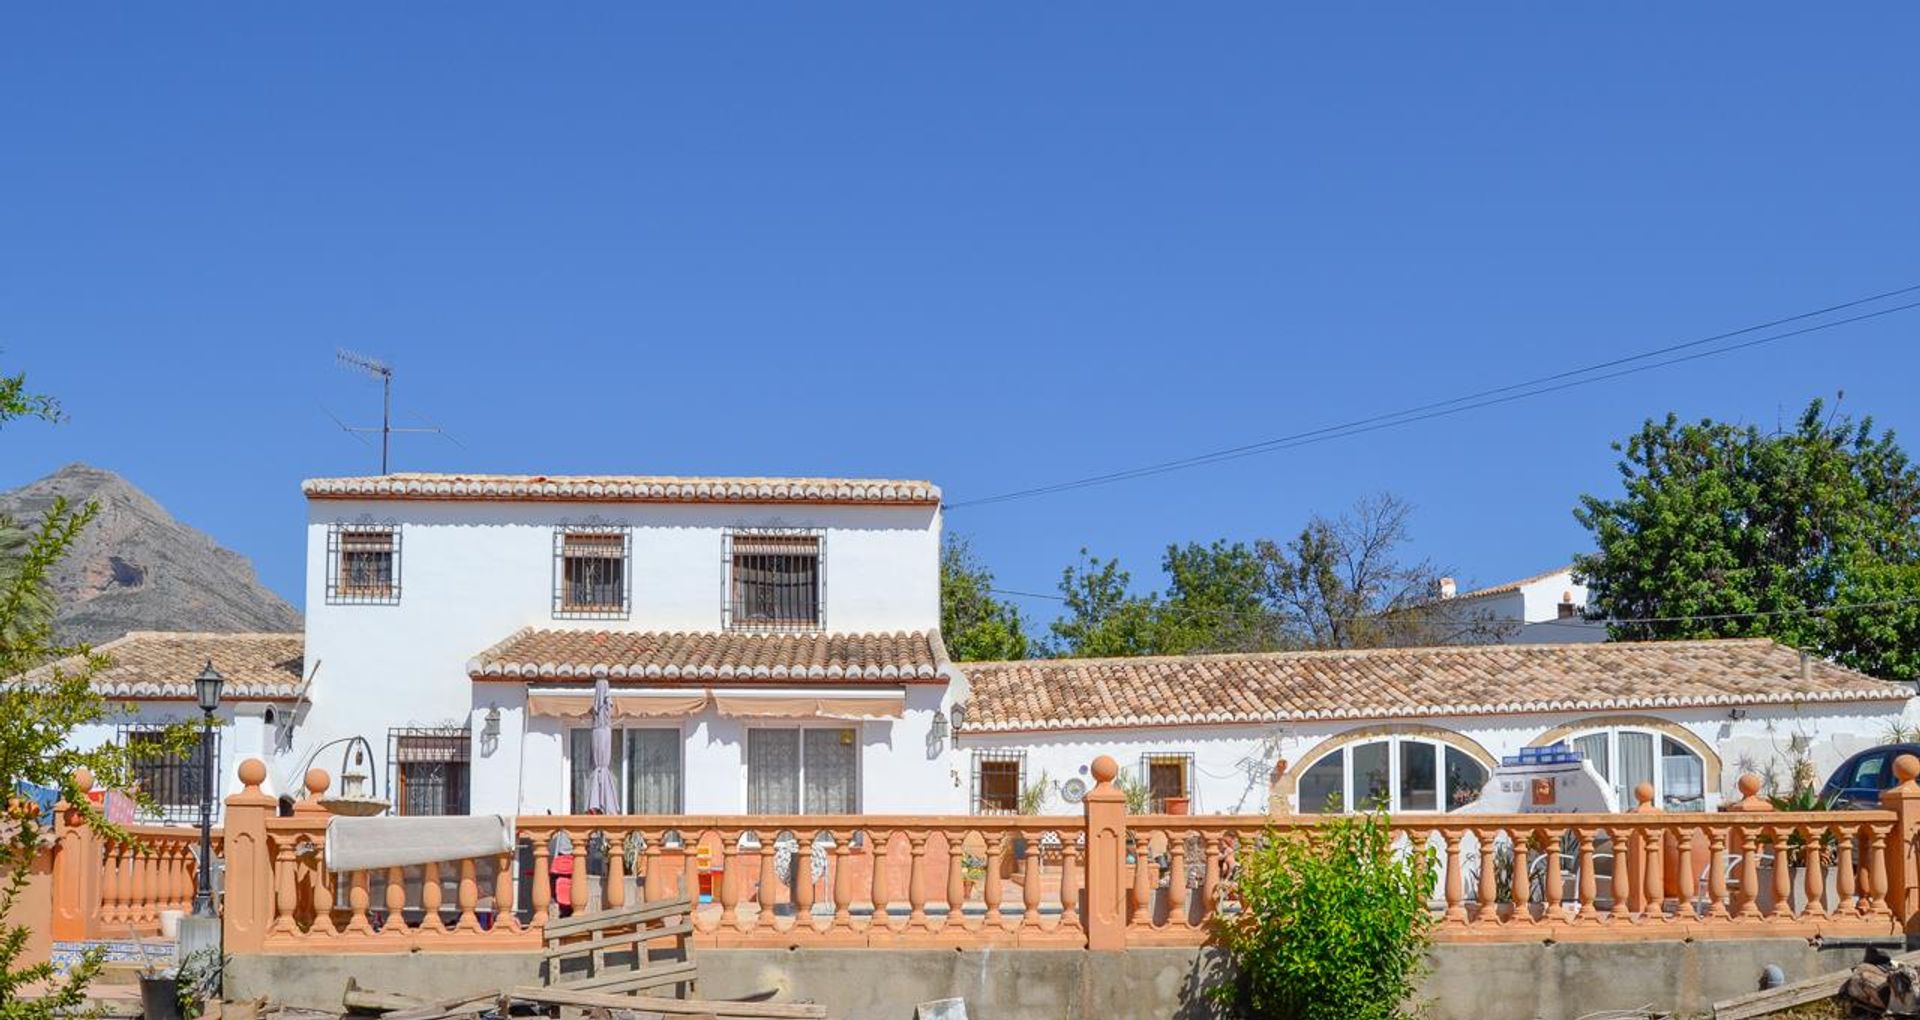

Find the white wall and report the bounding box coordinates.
[290,497,942,812]
[961,697,1916,815]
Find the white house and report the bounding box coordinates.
[1426,566,1607,644]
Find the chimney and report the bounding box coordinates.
[1799,649,1811,681]
[1435,577,1456,600]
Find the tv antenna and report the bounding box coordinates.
[333,349,455,474]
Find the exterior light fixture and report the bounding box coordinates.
[929,707,948,742]
[190,660,223,918]
[483,705,502,740]
[949,702,967,748]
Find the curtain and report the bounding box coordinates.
[627,728,682,814]
[1617,730,1655,809]
[803,728,858,814]
[1660,738,1706,810]
[1572,733,1610,783]
[747,729,801,814]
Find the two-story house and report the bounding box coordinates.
[286,473,967,818]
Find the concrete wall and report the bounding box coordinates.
[226,939,1881,1019]
[290,497,944,809]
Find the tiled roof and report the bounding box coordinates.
[468,628,948,682]
[303,473,941,506]
[15,631,306,701]
[961,639,1910,733]
[1447,566,1578,603]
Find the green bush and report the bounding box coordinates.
[1210,811,1437,1020]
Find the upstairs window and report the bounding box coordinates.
[328,525,400,604]
[973,749,1026,814]
[727,533,822,630]
[554,528,630,618]
[389,728,471,816]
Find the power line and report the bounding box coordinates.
[984,585,1920,631]
[947,284,1920,509]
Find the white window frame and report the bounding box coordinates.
[742,724,861,815]
[1297,734,1489,814]
[565,723,685,815]
[1564,726,1706,812]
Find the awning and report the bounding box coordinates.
[711,693,904,720]
[527,692,711,720]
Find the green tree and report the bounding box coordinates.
[1046,549,1163,657]
[0,368,189,1020]
[1156,540,1283,653]
[938,535,1029,661]
[1574,399,1920,680]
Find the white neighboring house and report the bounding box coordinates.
[22,631,306,823]
[290,473,966,817]
[1427,566,1607,644]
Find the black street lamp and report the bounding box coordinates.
[191,660,223,919]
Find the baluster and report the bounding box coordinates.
[1477,829,1500,923]
[1675,829,1697,921]
[757,836,779,931]
[345,869,375,936]
[1199,835,1221,928]
[869,831,891,931]
[1061,839,1083,931]
[793,837,816,930]
[1168,835,1189,927]
[643,837,664,902]
[1610,829,1633,923]
[1706,828,1730,920]
[1542,830,1563,923]
[1802,826,1827,919]
[907,833,931,930]
[720,837,742,931]
[272,840,298,935]
[162,844,182,916]
[606,835,627,910]
[382,865,408,938]
[420,861,446,932]
[1442,830,1466,925]
[1769,828,1790,918]
[1836,828,1858,916]
[455,858,481,932]
[1643,826,1665,921]
[832,833,854,929]
[1735,827,1760,919]
[492,850,516,933]
[1869,825,1892,918]
[1022,838,1043,930]
[96,844,120,928]
[983,834,1006,929]
[945,836,966,929]
[569,834,590,916]
[1576,828,1599,923]
[1130,833,1155,929]
[530,838,552,929]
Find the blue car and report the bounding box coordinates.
[1820,743,1920,809]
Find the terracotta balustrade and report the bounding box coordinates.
[161,752,1920,953]
[47,767,218,940]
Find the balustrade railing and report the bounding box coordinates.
[49,768,216,939]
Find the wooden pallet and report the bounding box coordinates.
[544,896,699,1000]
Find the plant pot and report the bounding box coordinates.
[1163,796,1191,816]
[141,975,183,1020]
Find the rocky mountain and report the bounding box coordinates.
[0,463,301,645]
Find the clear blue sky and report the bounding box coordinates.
[5,6,1918,625]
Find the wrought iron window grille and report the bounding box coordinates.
[325,522,401,605]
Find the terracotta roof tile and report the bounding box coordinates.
[15,631,305,701]
[468,628,947,683]
[961,639,1909,733]
[303,473,941,506]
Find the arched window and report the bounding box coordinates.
[1296,733,1491,814]
[1564,726,1705,811]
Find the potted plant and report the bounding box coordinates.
[175,948,224,1020]
[1162,794,1191,815]
[133,941,181,1020]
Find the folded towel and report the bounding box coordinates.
[325,814,516,872]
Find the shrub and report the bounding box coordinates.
[1210,811,1437,1020]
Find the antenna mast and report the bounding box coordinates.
[335,349,448,474]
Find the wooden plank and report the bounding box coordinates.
[1713,949,1920,1019]
[564,961,701,996]
[545,922,694,961]
[343,978,425,1014]
[545,898,693,940]
[511,986,826,1019]
[380,992,502,1020]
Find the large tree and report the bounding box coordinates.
[1574,398,1920,681]
[938,535,1030,661]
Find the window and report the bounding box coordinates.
[727,533,822,630]
[554,529,630,618]
[1567,727,1706,811]
[122,726,219,821]
[327,525,400,604]
[1297,734,1489,814]
[389,728,471,816]
[1139,753,1194,812]
[973,750,1025,814]
[746,727,857,814]
[568,727,682,813]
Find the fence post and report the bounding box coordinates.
[1083,754,1127,951]
[222,758,276,953]
[1880,753,1920,933]
[49,767,101,940]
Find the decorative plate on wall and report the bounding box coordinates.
[1060,777,1088,804]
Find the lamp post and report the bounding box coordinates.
[191,660,224,918]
